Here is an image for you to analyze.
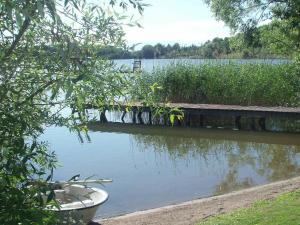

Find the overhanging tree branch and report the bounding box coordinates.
[2,17,31,61]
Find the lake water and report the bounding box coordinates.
[114,58,291,72]
[43,123,300,219]
[43,58,296,219]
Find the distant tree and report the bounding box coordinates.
[205,0,300,54]
[200,41,212,58]
[223,37,231,55]
[142,45,155,59]
[97,46,133,59]
[117,22,293,60]
[154,43,165,58]
[133,50,143,59]
[166,44,173,55]
[172,43,181,51]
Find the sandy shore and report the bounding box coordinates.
[95,177,300,225]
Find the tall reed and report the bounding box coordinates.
[133,62,300,106]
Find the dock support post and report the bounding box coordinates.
[164,114,170,126]
[200,115,204,127]
[235,116,241,130]
[251,117,256,130]
[148,111,152,125]
[132,108,137,124]
[184,111,191,127]
[100,109,108,123]
[137,111,144,124]
[258,117,266,131]
[121,111,126,123]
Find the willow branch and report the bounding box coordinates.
[18,79,58,106]
[2,17,31,61]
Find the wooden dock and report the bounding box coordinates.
[86,103,300,131]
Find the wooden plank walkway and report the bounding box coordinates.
[87,102,300,113]
[86,103,300,131]
[167,103,300,113]
[165,103,300,119]
[110,102,300,119]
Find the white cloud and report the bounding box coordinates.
[124,20,231,46]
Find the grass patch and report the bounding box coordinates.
[197,190,300,225]
[134,63,300,107]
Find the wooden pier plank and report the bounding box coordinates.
[167,103,300,113]
[85,102,300,131]
[86,102,300,120]
[97,102,300,113]
[87,102,300,114]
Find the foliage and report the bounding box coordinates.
[133,63,300,106]
[205,0,300,55]
[0,0,147,224]
[141,44,155,59]
[93,1,300,60]
[197,190,300,225]
[96,46,133,59]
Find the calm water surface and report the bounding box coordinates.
[42,124,300,219]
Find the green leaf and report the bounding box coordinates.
[170,114,175,125]
[37,0,45,17]
[7,6,12,20]
[47,190,55,203]
[72,0,80,10]
[50,84,59,100]
[46,174,52,182]
[45,0,57,21]
[65,83,73,99]
[15,11,23,27]
[135,22,143,28]
[64,0,69,7]
[68,174,80,181]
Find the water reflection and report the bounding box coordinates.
[46,123,300,217]
[215,170,254,194]
[214,144,300,194]
[132,130,300,190]
[89,122,300,195]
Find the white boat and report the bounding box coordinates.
[49,184,109,224]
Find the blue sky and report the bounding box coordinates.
[124,0,231,47]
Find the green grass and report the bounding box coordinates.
[134,63,300,107]
[197,190,300,225]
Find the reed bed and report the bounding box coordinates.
[133,63,300,106]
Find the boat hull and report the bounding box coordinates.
[50,184,108,224]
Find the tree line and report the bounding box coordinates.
[97,22,295,59]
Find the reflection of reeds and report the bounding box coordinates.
[133,63,300,107]
[214,170,255,195]
[131,132,300,183]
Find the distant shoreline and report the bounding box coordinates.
[113,57,292,60]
